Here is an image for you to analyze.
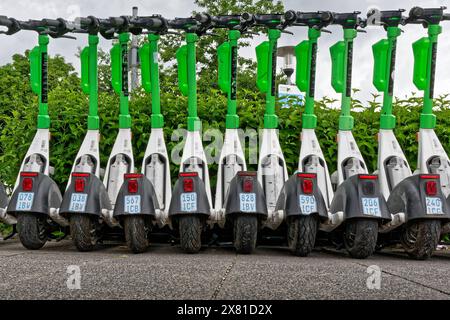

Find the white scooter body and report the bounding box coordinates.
[336,130,368,184]
[142,128,172,228]
[213,128,247,227]
[416,128,450,197]
[103,128,134,208]
[258,128,288,230]
[180,130,212,207]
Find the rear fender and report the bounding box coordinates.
[169,173,210,218]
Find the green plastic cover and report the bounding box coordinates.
[256,41,269,93]
[139,43,151,93]
[372,39,389,92]
[412,37,430,91]
[218,42,230,94]
[80,46,90,94]
[176,44,189,96]
[30,46,41,95]
[295,40,309,92]
[110,43,122,94]
[330,41,346,93]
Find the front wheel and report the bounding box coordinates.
[234,215,258,254]
[124,215,150,254]
[344,219,378,259]
[179,215,202,253]
[287,215,318,257]
[70,214,98,252]
[401,220,441,260]
[17,213,47,250]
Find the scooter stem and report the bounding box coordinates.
[30,34,50,129]
[225,29,240,129]
[264,29,280,129]
[81,34,100,130]
[148,34,164,129]
[186,32,200,132]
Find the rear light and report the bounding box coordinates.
[128,179,139,193]
[180,172,199,178]
[72,173,89,178]
[75,178,86,192]
[22,178,33,191]
[183,178,194,192]
[302,179,314,194]
[20,172,38,177]
[420,175,440,180]
[425,181,437,196]
[297,173,316,179]
[359,175,378,180]
[243,178,254,193]
[124,173,143,179]
[238,171,257,177]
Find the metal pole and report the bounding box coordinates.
[130,6,139,91]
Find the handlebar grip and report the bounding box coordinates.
[241,13,254,23]
[42,18,61,28]
[444,14,450,21]
[195,13,210,24]
[0,16,12,27]
[284,10,297,22]
[110,17,126,27]
[77,17,93,26]
[409,7,424,19]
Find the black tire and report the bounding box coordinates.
[179,215,202,253]
[234,215,258,254]
[70,214,97,252]
[401,220,441,260]
[124,215,150,254]
[344,219,378,259]
[287,215,318,257]
[17,213,47,250]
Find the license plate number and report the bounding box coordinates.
[362,197,381,217]
[69,193,88,212]
[125,195,141,214]
[299,195,317,215]
[16,192,34,211]
[181,193,197,212]
[240,193,257,213]
[426,197,443,215]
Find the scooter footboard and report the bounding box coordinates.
[7,172,62,216]
[330,174,391,222]
[276,173,328,222]
[169,173,211,219]
[113,174,158,217]
[224,172,267,218]
[60,173,112,216]
[388,174,450,222]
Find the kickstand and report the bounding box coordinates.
[3,225,17,241]
[207,233,219,246]
[55,233,68,242]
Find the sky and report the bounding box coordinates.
[0,0,449,106]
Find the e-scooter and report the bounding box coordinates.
[167,17,213,253]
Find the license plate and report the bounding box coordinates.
[362,197,381,217]
[181,193,197,212]
[240,193,256,213]
[125,195,141,214]
[426,197,443,215]
[69,193,88,212]
[299,195,317,215]
[16,192,34,211]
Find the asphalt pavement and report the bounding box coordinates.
[0,239,448,300]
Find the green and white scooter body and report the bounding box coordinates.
[103,33,134,211]
[213,31,247,227]
[140,35,172,227]
[256,29,288,230]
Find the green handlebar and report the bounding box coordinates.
[218,29,240,129]
[81,34,99,130]
[30,34,50,129]
[412,24,441,129]
[295,27,321,129]
[110,32,131,129]
[176,33,200,132]
[330,28,357,131]
[140,34,164,129]
[372,26,401,130]
[256,29,281,129]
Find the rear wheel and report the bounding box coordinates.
[344,219,378,259]
[70,214,98,252]
[234,215,258,254]
[401,220,441,260]
[17,213,47,250]
[124,215,150,254]
[179,215,202,253]
[287,215,318,257]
